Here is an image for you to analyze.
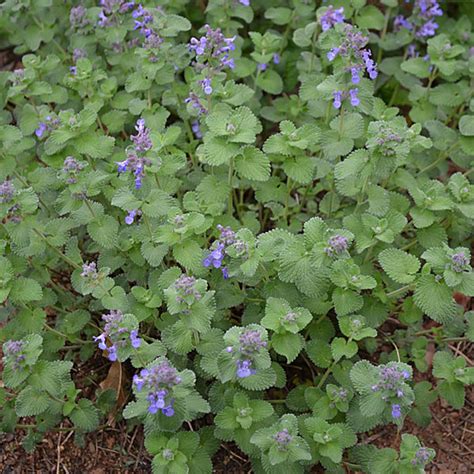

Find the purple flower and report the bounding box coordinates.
[236,359,255,378]
[130,330,141,348]
[273,429,293,450]
[362,49,378,80]
[93,333,107,351]
[257,63,267,72]
[239,329,267,356]
[0,180,15,204]
[203,242,225,268]
[161,404,175,417]
[94,310,142,361]
[327,48,339,62]
[412,447,432,466]
[320,6,345,31]
[185,93,207,115]
[200,77,213,95]
[4,340,26,369]
[451,252,469,272]
[416,20,438,38]
[74,47,87,60]
[350,67,360,84]
[107,345,118,361]
[239,0,250,5]
[125,209,140,225]
[188,25,236,71]
[70,66,77,75]
[394,15,413,32]
[273,53,280,64]
[333,91,342,109]
[174,274,202,303]
[203,225,236,277]
[325,235,349,257]
[350,88,360,107]
[131,118,152,153]
[70,5,89,28]
[81,261,98,278]
[133,361,181,416]
[391,403,401,419]
[191,121,202,139]
[35,122,47,138]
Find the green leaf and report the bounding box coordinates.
[332,288,363,316]
[459,115,474,136]
[368,448,399,474]
[378,249,421,284]
[9,277,43,303]
[331,337,358,361]
[70,399,100,432]
[239,367,277,391]
[413,275,458,322]
[256,70,283,95]
[271,333,304,363]
[234,146,270,181]
[16,387,50,416]
[401,58,431,79]
[355,5,385,30]
[87,215,118,249]
[73,134,115,159]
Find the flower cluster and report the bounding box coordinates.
[227,328,267,378]
[98,0,135,27]
[319,6,345,32]
[324,235,349,257]
[70,5,89,29]
[393,0,443,39]
[93,310,141,362]
[188,25,236,71]
[125,209,141,225]
[326,24,378,109]
[116,118,152,189]
[35,115,60,139]
[187,25,236,106]
[203,225,235,278]
[174,275,202,303]
[62,156,86,184]
[371,365,411,419]
[185,93,207,115]
[273,429,293,451]
[81,261,98,279]
[133,360,181,416]
[411,447,433,466]
[450,252,469,272]
[4,340,25,369]
[0,180,15,204]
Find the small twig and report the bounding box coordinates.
[56,426,62,474]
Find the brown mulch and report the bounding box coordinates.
[1,387,472,473]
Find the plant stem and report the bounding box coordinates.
[227,158,234,217]
[33,228,81,270]
[386,285,412,298]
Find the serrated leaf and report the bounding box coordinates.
[9,277,43,303]
[413,275,458,322]
[378,249,420,284]
[16,387,50,416]
[87,215,118,249]
[234,146,270,181]
[69,399,100,432]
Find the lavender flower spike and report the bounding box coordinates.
[320,6,344,32]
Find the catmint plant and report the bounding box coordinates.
[94,310,142,362]
[1,0,473,470]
